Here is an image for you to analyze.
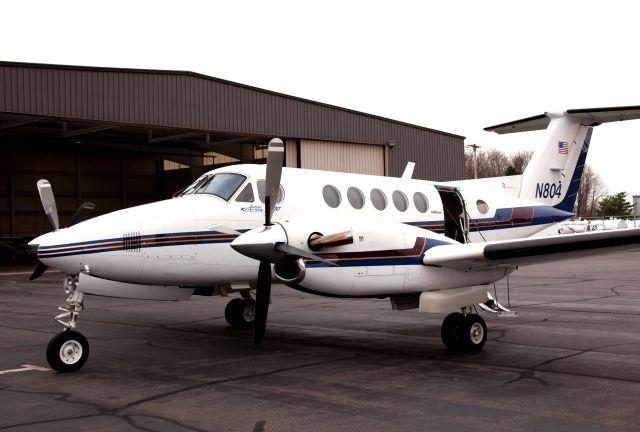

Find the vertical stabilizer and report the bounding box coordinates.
[485,105,640,213]
[518,114,592,212]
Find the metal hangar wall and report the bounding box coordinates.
[0,61,464,257]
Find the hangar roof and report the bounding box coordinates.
[0,61,462,159]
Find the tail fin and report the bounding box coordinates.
[485,105,640,213]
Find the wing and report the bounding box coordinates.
[423,228,640,270]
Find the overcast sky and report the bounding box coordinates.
[3,0,640,198]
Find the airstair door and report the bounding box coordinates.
[435,186,468,243]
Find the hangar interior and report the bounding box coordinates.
[0,62,464,262]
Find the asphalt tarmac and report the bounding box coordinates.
[1,251,640,432]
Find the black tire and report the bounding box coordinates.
[225,298,255,329]
[46,330,89,373]
[460,314,487,352]
[441,312,464,351]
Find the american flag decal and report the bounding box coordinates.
[558,141,569,154]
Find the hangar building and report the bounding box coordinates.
[0,61,464,259]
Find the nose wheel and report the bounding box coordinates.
[47,274,90,372]
[441,312,487,352]
[46,330,90,373]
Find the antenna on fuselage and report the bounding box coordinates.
[401,162,415,179]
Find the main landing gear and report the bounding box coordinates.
[46,275,90,372]
[440,309,487,352]
[224,295,256,329]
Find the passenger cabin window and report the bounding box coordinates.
[370,188,387,210]
[257,180,285,204]
[476,199,489,214]
[347,187,365,209]
[392,190,408,212]
[323,185,341,208]
[413,192,429,213]
[184,173,246,201]
[235,183,255,202]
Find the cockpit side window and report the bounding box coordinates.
[190,173,247,201]
[235,183,255,202]
[256,180,285,204]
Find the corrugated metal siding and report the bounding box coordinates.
[388,133,464,181]
[0,63,463,149]
[300,140,384,175]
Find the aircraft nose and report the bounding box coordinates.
[29,231,56,251]
[28,236,41,250]
[31,228,85,275]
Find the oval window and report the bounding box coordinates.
[370,188,387,211]
[392,190,408,212]
[413,192,429,213]
[323,185,341,208]
[476,199,489,214]
[347,187,365,209]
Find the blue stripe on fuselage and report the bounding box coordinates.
[38,205,571,259]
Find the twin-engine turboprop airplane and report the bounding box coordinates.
[28,105,640,372]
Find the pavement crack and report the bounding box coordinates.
[114,352,378,412]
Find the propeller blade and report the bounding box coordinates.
[36,179,59,231]
[29,262,48,281]
[275,243,338,266]
[68,202,96,227]
[264,138,284,225]
[253,261,272,345]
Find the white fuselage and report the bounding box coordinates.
[33,164,572,297]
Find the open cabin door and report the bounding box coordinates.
[435,185,468,243]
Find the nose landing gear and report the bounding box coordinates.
[46,275,90,372]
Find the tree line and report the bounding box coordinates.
[463,148,624,217]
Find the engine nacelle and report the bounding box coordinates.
[274,258,306,285]
[272,217,455,297]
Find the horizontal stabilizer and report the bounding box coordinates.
[484,114,550,134]
[566,105,640,124]
[485,105,640,134]
[423,228,640,270]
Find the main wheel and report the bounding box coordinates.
[460,314,487,352]
[441,312,464,351]
[46,330,89,373]
[225,298,255,329]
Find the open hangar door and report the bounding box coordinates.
[0,117,272,263]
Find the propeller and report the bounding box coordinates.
[29,179,95,281]
[231,138,340,345]
[37,179,59,231]
[68,202,96,227]
[252,138,285,345]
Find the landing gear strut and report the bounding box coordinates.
[441,310,487,352]
[225,297,256,329]
[46,274,90,372]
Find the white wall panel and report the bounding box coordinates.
[300,140,384,175]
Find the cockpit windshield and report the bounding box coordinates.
[180,175,209,196]
[181,173,247,201]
